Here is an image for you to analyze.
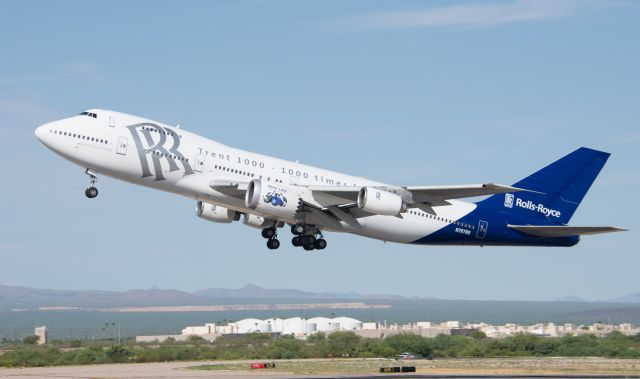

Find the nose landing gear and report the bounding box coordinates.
[85,169,98,199]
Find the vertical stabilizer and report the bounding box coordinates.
[478,147,610,225]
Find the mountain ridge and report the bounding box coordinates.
[0,284,637,310]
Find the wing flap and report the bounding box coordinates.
[406,183,540,203]
[508,225,627,238]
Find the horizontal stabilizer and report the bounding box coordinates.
[508,225,627,238]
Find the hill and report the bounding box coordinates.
[0,285,203,309]
[609,292,640,303]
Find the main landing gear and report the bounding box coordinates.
[84,169,99,199]
[260,224,328,250]
[291,224,327,251]
[261,227,280,250]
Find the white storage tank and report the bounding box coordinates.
[236,318,267,333]
[332,317,362,331]
[264,318,284,333]
[283,317,305,335]
[308,317,334,333]
[304,321,316,334]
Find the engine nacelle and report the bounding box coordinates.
[357,187,406,216]
[196,201,240,223]
[241,213,277,229]
[245,179,302,219]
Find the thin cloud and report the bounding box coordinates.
[338,0,628,31]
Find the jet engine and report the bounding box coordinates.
[241,213,279,229]
[357,187,406,216]
[245,179,303,219]
[196,201,240,223]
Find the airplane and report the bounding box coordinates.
[34,109,626,250]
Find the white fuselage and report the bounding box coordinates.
[35,109,477,245]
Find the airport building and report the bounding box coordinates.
[34,326,48,345]
[135,318,639,343]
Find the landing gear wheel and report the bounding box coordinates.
[85,187,98,199]
[292,236,302,247]
[84,168,99,199]
[302,235,316,246]
[261,228,276,239]
[303,243,315,251]
[314,239,327,250]
[291,224,305,235]
[267,239,280,250]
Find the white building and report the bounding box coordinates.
[138,317,639,343]
[332,317,362,331]
[236,318,267,334]
[308,317,335,333]
[34,326,47,345]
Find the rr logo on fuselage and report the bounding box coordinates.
[126,123,194,181]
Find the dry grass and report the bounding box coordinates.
[190,357,640,375]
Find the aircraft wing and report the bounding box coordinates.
[202,179,541,228]
[304,183,535,214]
[404,183,537,204]
[508,225,627,238]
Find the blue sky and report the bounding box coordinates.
[0,0,638,301]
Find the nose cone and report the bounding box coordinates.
[34,124,47,143]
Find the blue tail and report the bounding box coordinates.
[478,147,610,225]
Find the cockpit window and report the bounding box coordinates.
[79,111,98,118]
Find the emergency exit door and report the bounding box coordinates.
[116,136,128,155]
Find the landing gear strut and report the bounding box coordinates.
[261,227,280,250]
[85,169,98,199]
[290,224,327,251]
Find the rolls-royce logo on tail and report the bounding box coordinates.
[504,193,514,208]
[264,192,287,207]
[503,193,561,218]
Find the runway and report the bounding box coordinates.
[0,361,640,379]
[307,376,639,379]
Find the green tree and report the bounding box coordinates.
[431,334,472,357]
[22,336,39,345]
[187,335,206,345]
[105,345,132,363]
[384,333,433,358]
[503,333,542,355]
[326,331,361,357]
[470,330,487,340]
[265,335,303,359]
[73,348,100,365]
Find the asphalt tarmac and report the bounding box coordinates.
[1,361,638,379]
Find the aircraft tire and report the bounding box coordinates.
[267,239,280,250]
[291,224,305,235]
[85,187,98,198]
[262,228,276,239]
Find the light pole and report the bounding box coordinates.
[103,322,121,344]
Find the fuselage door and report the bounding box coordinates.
[193,154,204,172]
[109,116,116,128]
[476,220,488,239]
[116,136,128,155]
